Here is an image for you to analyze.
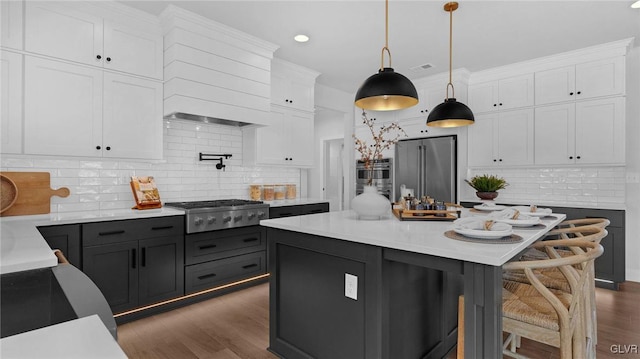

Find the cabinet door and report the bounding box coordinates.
[496,109,534,165]
[24,56,103,157]
[255,107,286,165]
[1,0,23,50]
[467,113,496,167]
[534,103,576,165]
[103,72,163,159]
[286,110,314,166]
[103,20,163,80]
[138,236,184,307]
[498,74,534,110]
[37,224,82,269]
[83,241,138,313]
[575,57,625,100]
[575,97,625,164]
[25,2,103,66]
[1,51,23,154]
[468,81,497,114]
[535,65,575,105]
[287,79,314,112]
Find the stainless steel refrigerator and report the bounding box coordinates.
[394,135,457,203]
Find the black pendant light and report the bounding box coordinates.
[427,2,474,127]
[355,0,418,111]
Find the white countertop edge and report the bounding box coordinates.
[460,198,626,211]
[260,210,566,267]
[0,315,127,358]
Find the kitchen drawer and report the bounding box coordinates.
[185,226,266,266]
[300,203,330,215]
[269,202,329,218]
[184,252,266,294]
[83,216,184,246]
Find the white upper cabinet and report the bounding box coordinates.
[1,51,23,154]
[534,98,625,165]
[468,109,534,167]
[243,106,314,167]
[24,56,162,159]
[468,74,534,113]
[24,2,162,79]
[534,57,625,106]
[396,86,446,121]
[271,58,319,112]
[1,0,24,50]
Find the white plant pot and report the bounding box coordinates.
[352,185,390,220]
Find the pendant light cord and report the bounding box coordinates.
[380,0,391,71]
[446,2,456,99]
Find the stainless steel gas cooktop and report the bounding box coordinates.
[164,200,269,233]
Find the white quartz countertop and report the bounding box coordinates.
[265,198,329,207]
[0,315,127,358]
[0,207,184,275]
[260,209,566,267]
[461,198,626,211]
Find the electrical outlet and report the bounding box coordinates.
[345,273,358,300]
[626,172,640,184]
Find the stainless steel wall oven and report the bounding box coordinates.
[355,158,393,200]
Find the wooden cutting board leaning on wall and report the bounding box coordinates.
[0,172,70,216]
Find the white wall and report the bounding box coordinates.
[624,46,640,282]
[0,119,301,213]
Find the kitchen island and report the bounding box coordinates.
[260,209,565,359]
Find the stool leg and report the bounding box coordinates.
[457,295,464,359]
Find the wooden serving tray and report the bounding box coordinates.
[392,208,459,221]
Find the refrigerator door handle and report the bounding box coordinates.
[417,145,422,199]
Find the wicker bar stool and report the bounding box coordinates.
[506,224,607,358]
[502,239,604,359]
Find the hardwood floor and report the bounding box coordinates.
[118,281,640,359]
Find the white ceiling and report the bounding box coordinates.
[122,0,640,94]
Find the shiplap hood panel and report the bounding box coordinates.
[160,5,279,127]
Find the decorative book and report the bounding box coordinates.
[130,176,162,209]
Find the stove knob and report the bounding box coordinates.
[233,215,243,222]
[207,216,216,224]
[194,217,203,226]
[247,212,256,220]
[257,211,266,219]
[223,216,232,223]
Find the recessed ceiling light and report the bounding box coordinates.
[294,34,309,43]
[632,0,640,8]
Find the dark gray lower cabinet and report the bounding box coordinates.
[462,202,626,289]
[184,226,266,295]
[268,228,461,359]
[269,202,330,219]
[82,216,184,314]
[37,224,81,268]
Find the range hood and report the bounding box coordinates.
[164,112,252,127]
[161,5,279,128]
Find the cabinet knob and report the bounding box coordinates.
[577,91,581,95]
[499,103,503,106]
[493,159,497,162]
[499,159,503,162]
[576,156,581,159]
[96,145,101,150]
[106,57,111,62]
[96,55,102,60]
[106,146,111,151]
[570,156,574,159]
[569,92,574,96]
[493,104,497,107]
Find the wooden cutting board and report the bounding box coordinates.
[0,172,70,216]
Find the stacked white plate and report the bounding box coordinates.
[488,208,542,227]
[512,206,553,218]
[453,218,513,239]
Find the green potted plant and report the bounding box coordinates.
[465,174,508,200]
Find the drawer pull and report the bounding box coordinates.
[151,226,174,230]
[199,244,217,250]
[242,263,258,269]
[98,230,125,236]
[141,247,146,267]
[243,237,259,243]
[197,273,217,280]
